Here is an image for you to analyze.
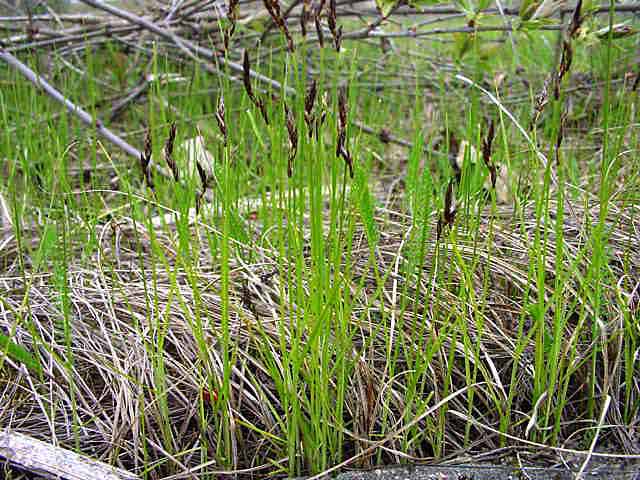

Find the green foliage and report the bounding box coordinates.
[32,223,57,271]
[375,0,399,17]
[0,332,42,375]
[407,0,447,9]
[0,10,639,477]
[354,163,379,248]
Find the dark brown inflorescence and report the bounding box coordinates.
[164,122,179,182]
[140,128,154,189]
[481,120,497,190]
[284,102,298,177]
[263,0,295,52]
[336,86,353,178]
[243,50,270,124]
[215,93,227,143]
[437,178,457,240]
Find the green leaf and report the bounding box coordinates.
[239,10,270,33]
[32,223,57,271]
[476,41,503,61]
[519,0,540,20]
[518,18,556,31]
[0,332,42,375]
[476,0,492,12]
[407,0,446,8]
[453,32,473,60]
[452,0,476,17]
[354,168,379,248]
[376,0,399,17]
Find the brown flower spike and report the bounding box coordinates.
[284,102,298,177]
[336,87,353,178]
[215,94,227,143]
[164,122,179,181]
[263,0,294,52]
[437,178,457,240]
[314,0,325,48]
[242,50,270,124]
[140,128,154,189]
[304,79,317,138]
[327,0,342,52]
[481,120,497,190]
[195,159,211,214]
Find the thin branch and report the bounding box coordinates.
[0,49,141,159]
[77,0,295,95]
[5,25,140,53]
[0,13,107,24]
[351,120,446,158]
[344,23,566,40]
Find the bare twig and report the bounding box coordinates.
[76,0,295,95]
[0,49,141,159]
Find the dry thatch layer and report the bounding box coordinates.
[1,193,639,477]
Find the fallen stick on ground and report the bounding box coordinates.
[0,429,138,480]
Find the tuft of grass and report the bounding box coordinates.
[1,12,640,479]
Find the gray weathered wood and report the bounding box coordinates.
[0,430,138,480]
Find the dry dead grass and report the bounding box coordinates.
[1,188,639,477]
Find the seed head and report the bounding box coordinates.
[284,103,298,177]
[215,94,227,143]
[140,128,154,189]
[164,122,179,181]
